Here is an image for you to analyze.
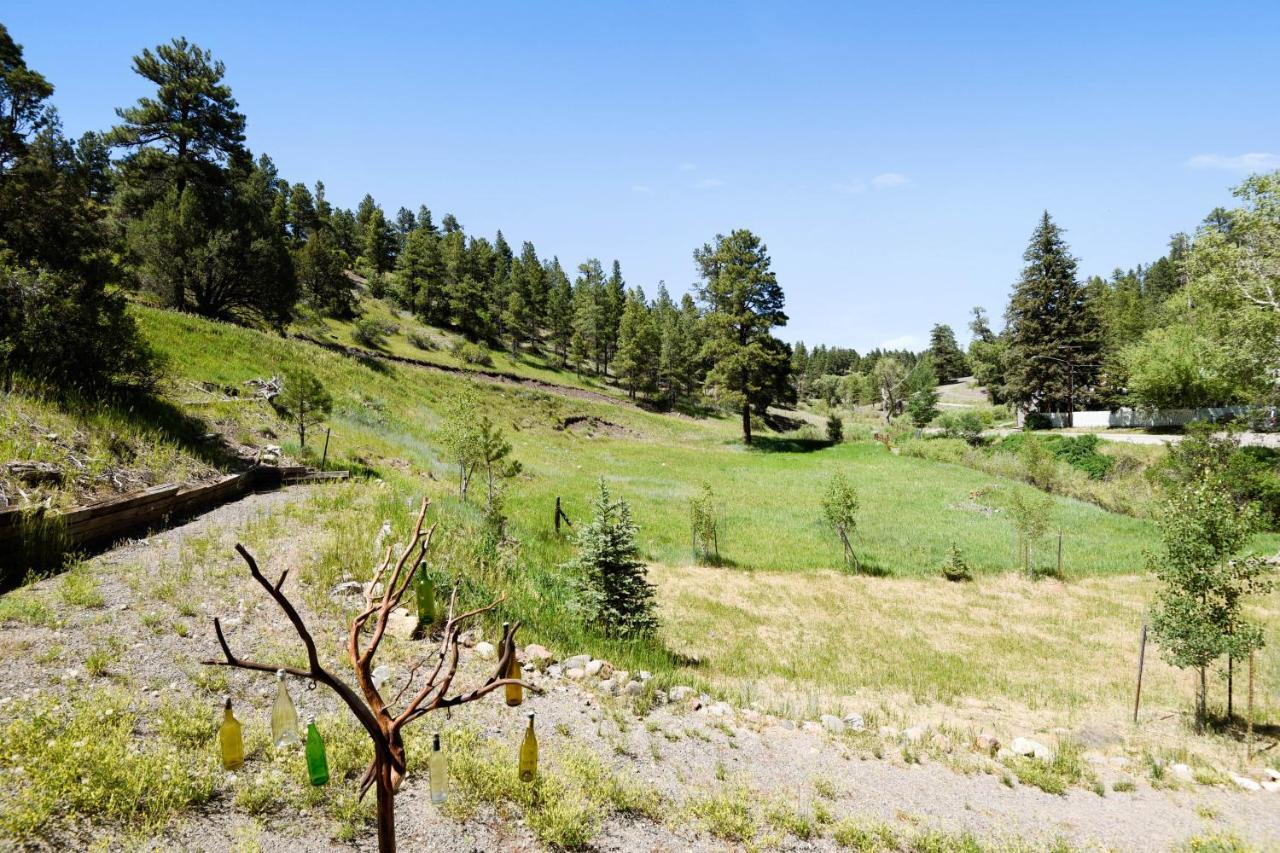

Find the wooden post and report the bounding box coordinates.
[1227,655,1234,720]
[321,428,331,470]
[1246,652,1255,761]
[555,497,562,534]
[1133,623,1147,724]
[1056,529,1063,575]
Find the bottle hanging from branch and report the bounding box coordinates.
[271,669,300,747]
[305,716,329,786]
[429,732,448,804]
[219,697,244,770]
[518,711,538,782]
[415,566,435,625]
[503,621,522,707]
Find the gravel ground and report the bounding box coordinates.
[1,489,1278,852]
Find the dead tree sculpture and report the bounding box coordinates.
[203,498,537,852]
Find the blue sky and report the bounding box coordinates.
[6,1,1279,351]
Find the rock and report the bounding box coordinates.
[975,732,1000,754]
[598,679,617,695]
[821,714,845,735]
[547,664,563,679]
[903,726,925,743]
[385,608,418,640]
[624,680,645,696]
[638,670,652,682]
[1011,737,1052,761]
[525,644,553,669]
[668,686,695,702]
[330,581,364,597]
[1231,775,1261,792]
[1265,768,1280,782]
[5,461,63,486]
[1170,763,1194,782]
[688,696,703,711]
[652,690,667,706]
[564,654,591,671]
[458,628,479,648]
[781,719,796,730]
[585,659,611,678]
[1262,781,1280,793]
[566,668,586,681]
[614,670,630,686]
[843,713,866,732]
[474,642,497,661]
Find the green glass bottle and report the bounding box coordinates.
[305,716,329,786]
[219,697,244,770]
[518,712,537,783]
[271,670,300,747]
[415,568,435,624]
[429,732,448,804]
[502,622,523,707]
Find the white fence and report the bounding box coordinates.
[1018,406,1253,429]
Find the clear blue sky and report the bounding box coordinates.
[6,1,1279,351]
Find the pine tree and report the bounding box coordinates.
[362,206,397,274]
[571,260,605,373]
[694,229,791,443]
[287,182,317,245]
[927,323,968,383]
[562,479,658,637]
[545,258,574,365]
[1004,212,1102,415]
[296,228,354,317]
[396,226,447,324]
[615,287,660,398]
[602,260,626,374]
[108,37,246,198]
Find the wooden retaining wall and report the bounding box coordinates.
[0,465,347,578]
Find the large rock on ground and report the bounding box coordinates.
[1011,737,1052,761]
[820,714,845,735]
[474,641,496,660]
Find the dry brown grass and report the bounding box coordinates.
[652,563,1280,771]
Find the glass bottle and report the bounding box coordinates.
[503,621,522,707]
[271,670,300,747]
[219,697,244,770]
[518,712,537,783]
[415,568,435,625]
[429,732,448,804]
[305,716,329,786]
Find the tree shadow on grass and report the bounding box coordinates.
[745,435,835,453]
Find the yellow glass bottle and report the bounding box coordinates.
[429,732,448,804]
[219,697,244,770]
[502,622,523,707]
[518,712,537,782]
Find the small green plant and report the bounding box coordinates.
[58,562,105,608]
[84,642,120,678]
[689,481,720,564]
[1111,779,1136,793]
[941,542,973,582]
[686,784,756,843]
[406,330,437,351]
[1004,739,1093,795]
[764,800,815,839]
[0,588,56,627]
[451,340,493,366]
[1008,487,1053,576]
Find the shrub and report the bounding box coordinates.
[562,479,658,636]
[407,330,437,351]
[826,414,843,443]
[941,542,973,581]
[1023,412,1052,430]
[352,317,388,349]
[689,481,720,564]
[0,264,156,393]
[452,340,493,366]
[938,411,985,445]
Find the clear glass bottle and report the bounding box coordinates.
[429,732,448,804]
[503,622,522,707]
[518,712,537,783]
[305,716,329,786]
[415,568,435,625]
[271,669,300,747]
[219,697,244,770]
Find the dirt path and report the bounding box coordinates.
[1,489,1277,851]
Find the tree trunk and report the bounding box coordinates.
[376,757,397,853]
[1196,666,1207,734]
[741,403,752,445]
